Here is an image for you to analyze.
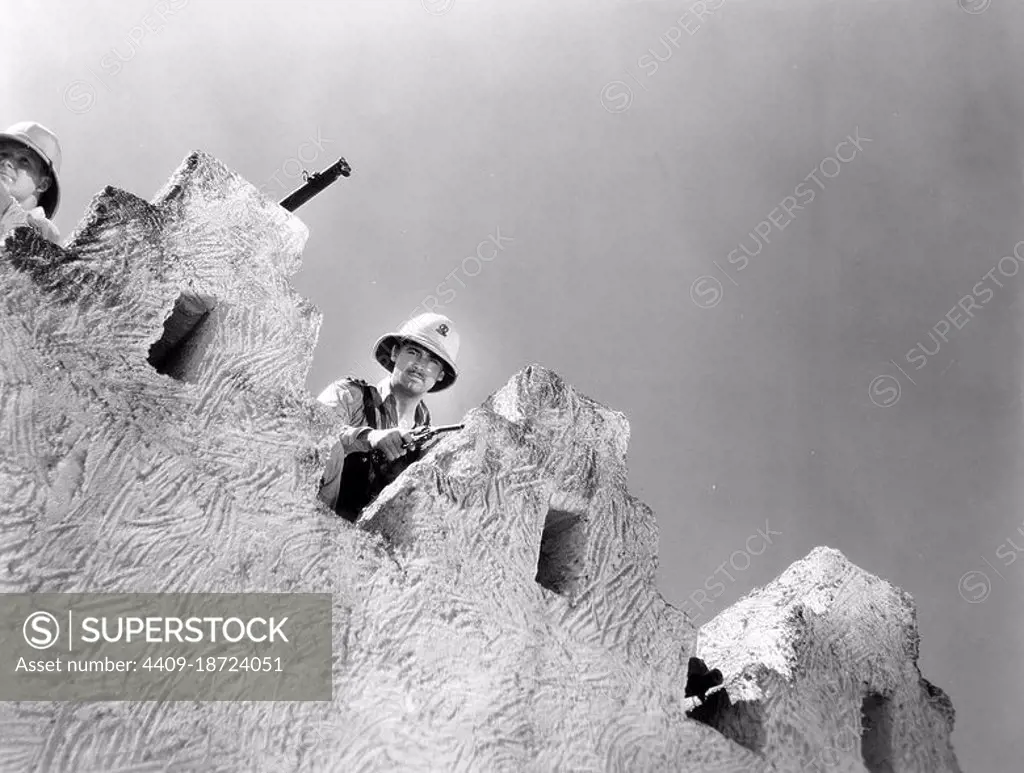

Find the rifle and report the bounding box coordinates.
[369,424,465,495]
[370,424,465,473]
[335,424,465,521]
[278,157,351,212]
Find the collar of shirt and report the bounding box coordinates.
[375,376,429,427]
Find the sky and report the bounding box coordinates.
[7,0,1023,768]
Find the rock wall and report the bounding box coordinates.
[692,547,961,773]
[0,153,961,772]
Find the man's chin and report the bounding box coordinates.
[397,376,428,394]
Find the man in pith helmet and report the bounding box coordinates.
[317,312,460,520]
[0,121,62,244]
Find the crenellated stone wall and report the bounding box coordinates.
[0,153,960,772]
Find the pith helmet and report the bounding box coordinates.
[0,121,62,218]
[374,313,460,392]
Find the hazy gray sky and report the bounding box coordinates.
[8,0,1023,768]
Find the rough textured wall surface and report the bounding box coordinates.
[0,153,961,772]
[692,547,961,773]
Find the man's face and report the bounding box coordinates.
[391,341,444,395]
[0,140,50,207]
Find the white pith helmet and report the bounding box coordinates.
[373,313,460,392]
[0,121,62,218]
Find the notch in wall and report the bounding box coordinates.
[148,291,216,382]
[861,692,894,773]
[535,508,587,596]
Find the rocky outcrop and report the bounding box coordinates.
[0,153,960,772]
[691,547,961,773]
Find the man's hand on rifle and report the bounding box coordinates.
[367,428,416,462]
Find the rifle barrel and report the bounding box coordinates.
[416,423,464,437]
[279,157,351,212]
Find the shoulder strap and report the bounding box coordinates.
[340,377,380,430]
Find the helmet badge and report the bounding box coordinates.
[436,324,449,337]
